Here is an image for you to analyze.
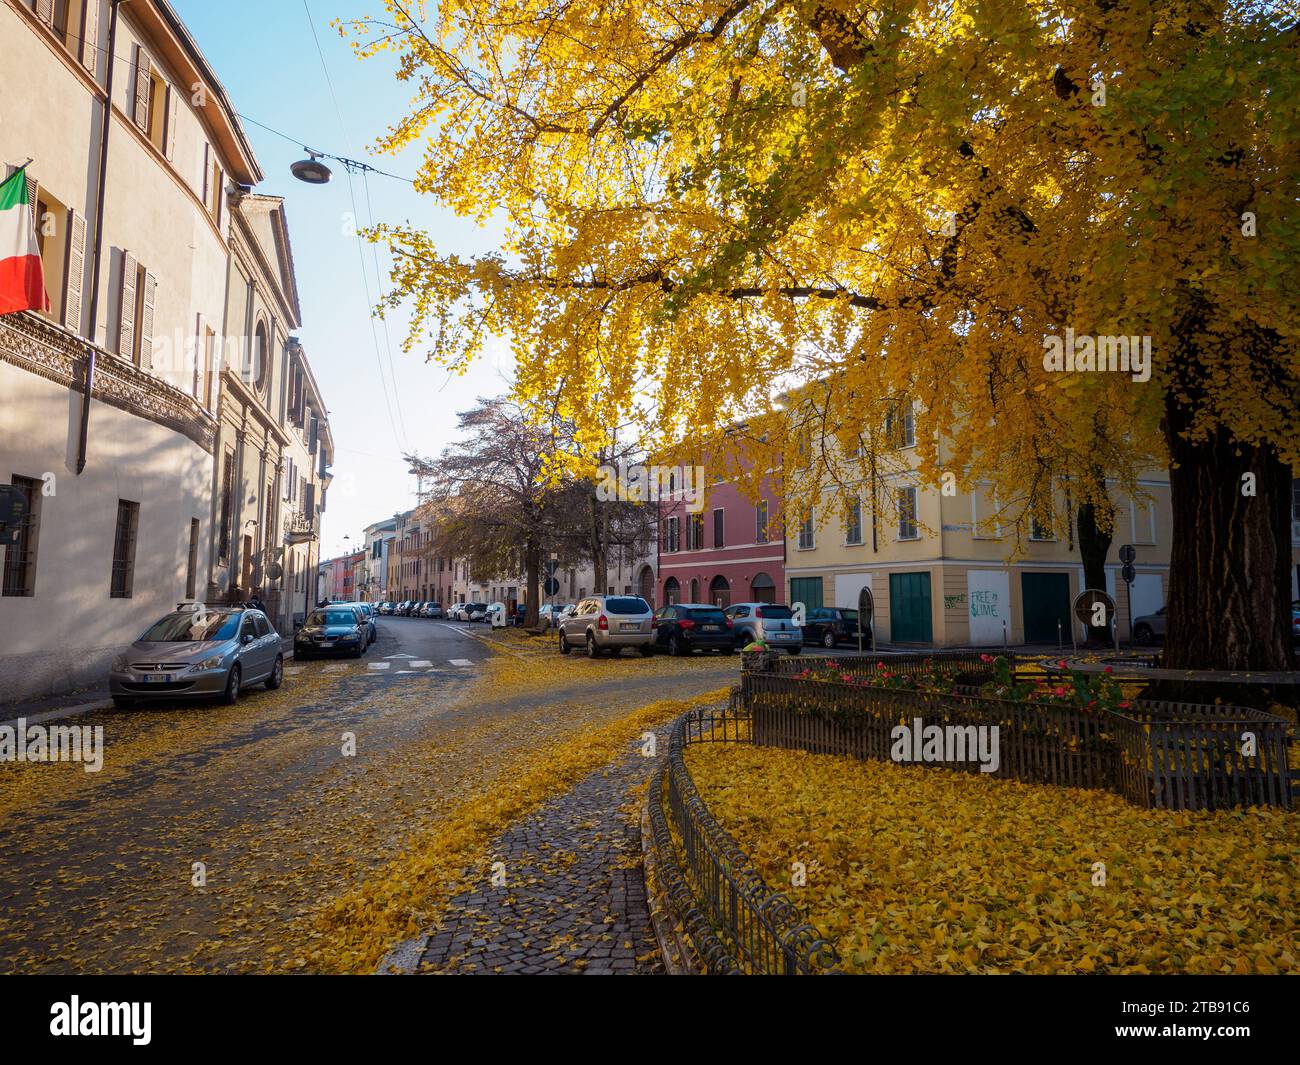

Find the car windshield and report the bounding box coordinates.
[605,597,650,615]
[140,611,240,642]
[686,608,728,622]
[838,609,859,621]
[758,605,794,619]
[307,610,358,627]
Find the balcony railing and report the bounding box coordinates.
[284,508,318,544]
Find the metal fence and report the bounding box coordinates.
[740,663,1293,811]
[649,700,838,974]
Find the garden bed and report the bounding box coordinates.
[683,741,1300,974]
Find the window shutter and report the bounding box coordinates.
[118,251,138,358]
[138,270,156,369]
[22,172,37,230]
[35,0,54,27]
[63,210,87,336]
[79,0,99,74]
[192,313,203,397]
[201,142,210,204]
[165,85,179,161]
[132,46,150,132]
[213,165,223,224]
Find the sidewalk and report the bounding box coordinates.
[380,720,676,975]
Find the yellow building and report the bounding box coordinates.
[784,399,1180,648]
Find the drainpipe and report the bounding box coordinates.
[78,0,124,475]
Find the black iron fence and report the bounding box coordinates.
[741,657,1293,811]
[648,700,838,974]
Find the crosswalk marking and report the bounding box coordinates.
[410,660,433,668]
[449,658,473,667]
[368,662,390,671]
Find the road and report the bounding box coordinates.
[0,616,737,973]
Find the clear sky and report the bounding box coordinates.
[172,0,514,561]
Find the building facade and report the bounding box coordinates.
[0,0,329,700]
[0,0,253,699]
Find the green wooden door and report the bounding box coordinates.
[1020,572,1071,644]
[889,572,932,644]
[789,577,824,611]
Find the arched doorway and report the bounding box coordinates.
[663,577,680,605]
[638,565,655,606]
[689,577,700,603]
[709,575,730,608]
[750,572,776,604]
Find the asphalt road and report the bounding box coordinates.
[0,616,737,973]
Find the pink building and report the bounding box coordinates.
[658,469,785,607]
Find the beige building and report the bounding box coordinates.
[784,400,1181,648]
[0,0,328,699]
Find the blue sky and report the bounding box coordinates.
[172,0,513,560]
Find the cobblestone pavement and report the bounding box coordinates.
[410,723,677,975]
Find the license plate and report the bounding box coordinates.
[320,640,334,648]
[144,674,172,684]
[620,623,639,631]
[701,625,719,632]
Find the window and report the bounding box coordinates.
[798,511,815,550]
[1029,514,1055,541]
[185,518,200,599]
[664,515,680,553]
[218,452,234,564]
[886,398,916,448]
[755,499,768,544]
[712,508,725,549]
[688,513,704,550]
[252,320,269,392]
[35,0,97,74]
[110,500,139,598]
[1130,495,1157,545]
[845,496,863,545]
[193,319,216,408]
[202,144,224,224]
[2,475,42,597]
[116,251,156,369]
[8,167,86,333]
[897,486,919,540]
[131,44,175,157]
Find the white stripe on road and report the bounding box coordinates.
[368,662,390,671]
[449,659,473,667]
[410,660,432,668]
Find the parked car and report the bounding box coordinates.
[1131,606,1166,646]
[109,607,283,708]
[800,607,866,649]
[353,603,377,647]
[558,595,656,657]
[652,603,735,656]
[400,600,416,616]
[463,602,489,623]
[420,602,444,619]
[294,605,369,659]
[724,602,802,654]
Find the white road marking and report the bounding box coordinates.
[284,667,304,676]
[385,653,415,659]
[410,660,433,668]
[449,659,473,667]
[368,662,390,671]
[395,670,416,674]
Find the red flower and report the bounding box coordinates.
[1103,666,1114,674]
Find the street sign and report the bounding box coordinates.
[543,577,560,596]
[1121,562,1136,584]
[857,587,875,653]
[1118,544,1136,564]
[1073,589,1116,628]
[265,562,283,581]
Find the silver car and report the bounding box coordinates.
[109,607,283,708]
[724,602,803,654]
[1131,605,1166,646]
[558,595,655,657]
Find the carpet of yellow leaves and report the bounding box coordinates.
[685,744,1299,974]
[309,685,730,974]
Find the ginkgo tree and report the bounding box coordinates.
[344,0,1299,672]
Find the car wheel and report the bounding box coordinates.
[669,633,683,657]
[639,645,655,657]
[112,696,135,709]
[586,633,602,658]
[265,655,283,690]
[221,663,242,705]
[351,643,363,658]
[1134,623,1153,647]
[559,632,571,655]
[822,631,835,649]
[723,646,736,655]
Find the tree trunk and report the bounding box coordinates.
[1076,499,1113,645]
[524,534,540,628]
[589,473,607,596]
[1163,397,1295,677]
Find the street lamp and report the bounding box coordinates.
[290,151,332,185]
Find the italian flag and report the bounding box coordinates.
[0,167,49,316]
